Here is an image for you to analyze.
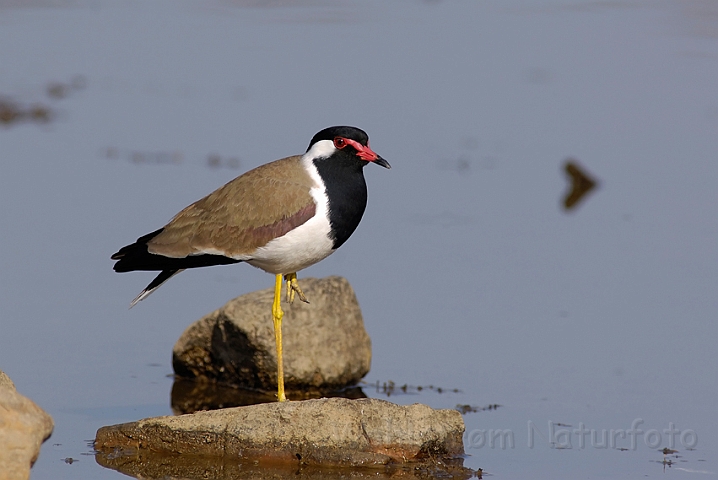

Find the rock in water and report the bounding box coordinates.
[173,276,371,394]
[0,369,54,480]
[95,397,467,471]
[0,370,14,390]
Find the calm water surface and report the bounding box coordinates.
[0,1,716,478]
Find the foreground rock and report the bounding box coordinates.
[0,370,54,480]
[173,276,371,394]
[95,398,467,473]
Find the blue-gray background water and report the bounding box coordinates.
[0,1,716,478]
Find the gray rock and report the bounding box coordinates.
[173,276,371,394]
[0,370,54,480]
[95,397,467,472]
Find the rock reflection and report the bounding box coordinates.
[562,159,598,211]
[171,377,366,414]
[96,449,475,480]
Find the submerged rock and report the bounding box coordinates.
[172,276,371,395]
[0,369,54,480]
[95,397,467,475]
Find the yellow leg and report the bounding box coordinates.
[272,273,287,402]
[284,272,309,304]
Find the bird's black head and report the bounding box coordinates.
[306,126,390,169]
[308,126,369,149]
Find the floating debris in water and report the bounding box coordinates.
[455,403,501,414]
[102,147,183,166]
[47,75,87,99]
[366,379,461,397]
[207,153,241,169]
[562,159,598,210]
[47,83,69,99]
[102,147,243,169]
[0,98,54,127]
[1,75,85,128]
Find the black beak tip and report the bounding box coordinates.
[374,156,391,169]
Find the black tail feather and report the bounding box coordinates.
[145,269,180,293]
[112,228,241,272]
[113,228,243,307]
[111,228,164,261]
[129,269,183,307]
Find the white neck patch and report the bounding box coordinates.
[246,140,336,273]
[303,139,336,163]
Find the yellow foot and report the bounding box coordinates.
[272,273,287,402]
[284,272,309,304]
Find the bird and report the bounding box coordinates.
[111,126,390,402]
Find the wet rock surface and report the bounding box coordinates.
[172,276,371,394]
[95,397,467,474]
[0,369,54,480]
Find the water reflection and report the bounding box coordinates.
[96,449,475,480]
[170,377,478,415]
[171,378,366,414]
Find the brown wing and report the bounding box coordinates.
[147,155,317,258]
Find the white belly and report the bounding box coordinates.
[246,213,335,274]
[244,163,334,274]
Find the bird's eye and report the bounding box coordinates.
[334,137,347,149]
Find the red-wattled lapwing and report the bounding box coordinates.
[111,126,390,401]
